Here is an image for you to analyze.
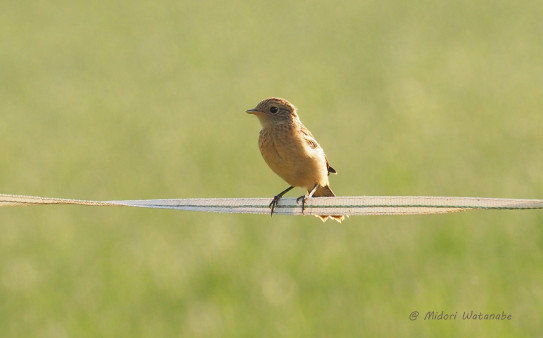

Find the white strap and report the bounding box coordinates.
[1,194,541,216]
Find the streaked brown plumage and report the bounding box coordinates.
[246,97,344,222]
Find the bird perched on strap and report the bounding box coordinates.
[246,97,344,223]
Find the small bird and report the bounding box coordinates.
[246,97,344,222]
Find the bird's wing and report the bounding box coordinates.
[299,124,337,175]
[325,155,337,175]
[299,125,320,149]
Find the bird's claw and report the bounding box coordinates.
[296,195,308,214]
[269,195,282,216]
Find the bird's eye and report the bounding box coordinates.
[270,106,279,113]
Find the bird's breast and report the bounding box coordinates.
[258,124,328,189]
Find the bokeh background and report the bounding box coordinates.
[1,0,542,336]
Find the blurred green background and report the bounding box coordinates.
[1,0,542,336]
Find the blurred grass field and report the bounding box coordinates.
[1,0,542,336]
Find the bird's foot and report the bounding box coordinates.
[269,195,282,216]
[296,195,308,214]
[268,186,295,217]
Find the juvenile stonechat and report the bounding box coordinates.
[247,97,344,222]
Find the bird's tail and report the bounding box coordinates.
[312,185,345,223]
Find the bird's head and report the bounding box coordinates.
[246,97,298,128]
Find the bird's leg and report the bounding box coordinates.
[269,186,294,216]
[296,184,319,215]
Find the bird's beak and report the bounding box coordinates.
[246,108,258,114]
